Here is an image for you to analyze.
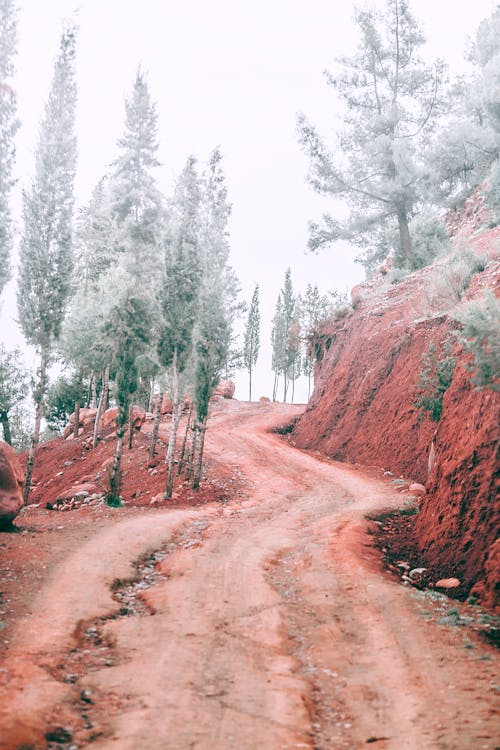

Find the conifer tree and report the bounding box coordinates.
[0,345,27,445]
[297,0,446,272]
[300,283,331,399]
[271,295,286,401]
[190,149,234,489]
[105,294,151,504]
[243,284,260,401]
[109,68,163,284]
[0,0,19,293]
[17,26,77,502]
[158,155,201,498]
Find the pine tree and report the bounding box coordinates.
[281,268,296,402]
[109,68,163,283]
[104,294,151,504]
[271,295,286,401]
[297,0,446,272]
[17,25,77,503]
[243,284,260,401]
[158,156,202,498]
[190,149,235,489]
[0,345,27,445]
[0,0,19,293]
[300,283,331,399]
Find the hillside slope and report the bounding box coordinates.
[293,222,500,609]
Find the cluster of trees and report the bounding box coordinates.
[271,269,343,402]
[0,11,240,504]
[298,0,500,275]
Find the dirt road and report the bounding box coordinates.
[0,401,498,749]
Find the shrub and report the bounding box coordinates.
[415,339,456,421]
[394,210,450,271]
[454,291,500,390]
[426,245,486,311]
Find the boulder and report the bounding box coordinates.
[435,577,461,589]
[56,483,98,502]
[0,441,24,527]
[409,482,426,494]
[64,408,98,437]
[100,405,146,430]
[101,406,119,428]
[214,380,235,399]
[160,395,173,415]
[259,396,271,403]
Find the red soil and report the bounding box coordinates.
[293,236,500,609]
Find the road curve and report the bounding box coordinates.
[0,401,497,750]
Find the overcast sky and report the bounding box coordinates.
[1,0,497,402]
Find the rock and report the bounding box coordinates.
[259,396,271,403]
[150,493,165,505]
[101,406,119,428]
[0,441,24,527]
[409,567,427,579]
[213,379,235,399]
[435,577,461,589]
[160,395,173,415]
[56,482,98,502]
[409,482,426,494]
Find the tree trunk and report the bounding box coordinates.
[272,371,278,401]
[0,411,12,445]
[127,403,134,450]
[165,350,180,499]
[307,372,311,401]
[73,370,83,438]
[149,391,163,459]
[23,346,48,505]
[397,206,412,267]
[89,374,97,408]
[248,366,252,402]
[192,416,207,490]
[177,404,192,475]
[283,372,288,403]
[148,379,155,413]
[185,420,197,482]
[108,425,125,504]
[92,365,109,449]
[291,374,295,404]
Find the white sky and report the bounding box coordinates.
[0,0,497,403]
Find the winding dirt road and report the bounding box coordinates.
[0,401,498,749]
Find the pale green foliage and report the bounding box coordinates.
[108,68,163,285]
[297,0,446,271]
[300,283,331,387]
[454,291,500,390]
[394,210,450,271]
[74,177,114,290]
[426,246,486,311]
[243,284,260,400]
[17,25,77,349]
[0,0,19,293]
[271,269,301,401]
[0,344,28,443]
[415,339,456,421]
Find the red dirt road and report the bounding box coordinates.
[0,401,498,749]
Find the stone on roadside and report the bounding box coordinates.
[409,482,426,494]
[435,577,461,589]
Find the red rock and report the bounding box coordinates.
[435,578,461,589]
[160,395,173,415]
[214,380,235,399]
[259,396,271,403]
[0,441,24,526]
[101,406,119,428]
[409,483,426,494]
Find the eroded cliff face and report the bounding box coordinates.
[293,229,499,608]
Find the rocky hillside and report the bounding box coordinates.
[292,205,499,610]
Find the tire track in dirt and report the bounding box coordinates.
[0,401,498,750]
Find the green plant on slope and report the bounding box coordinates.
[454,291,500,391]
[415,339,457,421]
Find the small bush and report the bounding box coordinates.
[415,339,456,421]
[454,291,500,390]
[426,245,486,311]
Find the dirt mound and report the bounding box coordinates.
[293,237,499,609]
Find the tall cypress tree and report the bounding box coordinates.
[17,25,77,502]
[0,0,19,293]
[243,284,260,401]
[158,155,202,498]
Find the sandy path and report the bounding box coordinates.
[0,401,498,749]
